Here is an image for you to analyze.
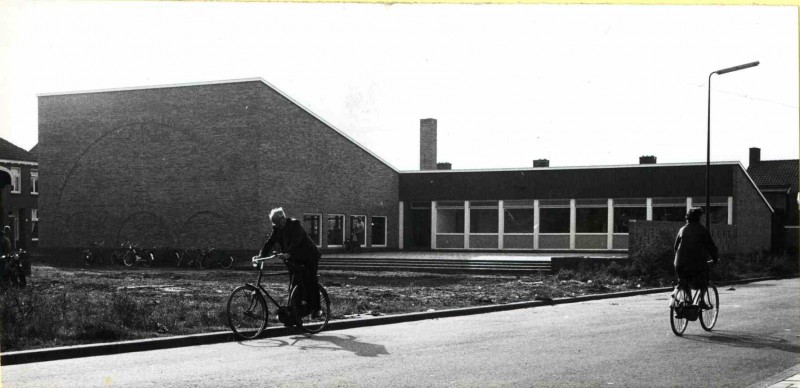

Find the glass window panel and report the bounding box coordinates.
[613,207,647,233]
[539,208,570,233]
[470,208,498,233]
[539,199,570,207]
[708,206,728,225]
[437,201,464,208]
[326,214,344,246]
[349,215,367,247]
[652,206,686,222]
[576,207,608,233]
[437,209,464,233]
[470,200,498,208]
[652,197,685,206]
[303,214,321,246]
[503,200,534,208]
[575,198,607,207]
[613,198,647,206]
[370,217,386,246]
[504,208,534,233]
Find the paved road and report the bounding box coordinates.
[3,279,797,387]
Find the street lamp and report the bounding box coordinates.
[706,61,759,229]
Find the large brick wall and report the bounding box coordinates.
[38,80,399,251]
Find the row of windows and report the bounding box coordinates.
[301,214,387,248]
[436,198,730,234]
[7,168,37,195]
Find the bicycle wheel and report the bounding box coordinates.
[122,251,136,267]
[700,284,719,331]
[226,285,269,341]
[670,288,689,336]
[290,283,331,334]
[219,253,234,269]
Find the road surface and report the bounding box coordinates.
[3,279,797,387]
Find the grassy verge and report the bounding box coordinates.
[1,252,796,352]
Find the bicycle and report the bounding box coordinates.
[175,248,203,269]
[200,247,235,269]
[121,242,154,268]
[669,260,719,336]
[83,241,106,266]
[3,249,27,288]
[226,254,330,340]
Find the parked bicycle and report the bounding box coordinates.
[175,248,203,269]
[149,246,178,267]
[669,260,719,336]
[3,249,27,288]
[226,254,330,340]
[83,241,106,266]
[121,242,154,268]
[200,247,235,269]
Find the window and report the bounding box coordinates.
[613,207,647,233]
[10,168,20,193]
[576,207,608,233]
[504,208,534,233]
[326,214,344,247]
[303,214,321,246]
[652,206,685,222]
[470,201,498,233]
[30,170,38,195]
[437,209,464,233]
[31,209,38,242]
[371,216,387,246]
[539,207,570,233]
[350,215,366,247]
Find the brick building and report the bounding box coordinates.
[747,147,799,253]
[38,78,775,255]
[38,79,399,252]
[0,138,39,249]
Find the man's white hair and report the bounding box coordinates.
[269,207,286,222]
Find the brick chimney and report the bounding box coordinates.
[639,155,657,164]
[533,159,549,168]
[420,119,437,170]
[436,162,452,170]
[749,147,761,167]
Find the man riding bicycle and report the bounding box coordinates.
[256,207,322,319]
[673,207,719,311]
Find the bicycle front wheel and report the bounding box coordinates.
[670,288,689,336]
[122,251,136,267]
[700,284,719,331]
[219,253,234,269]
[290,283,331,335]
[142,253,154,268]
[226,285,269,341]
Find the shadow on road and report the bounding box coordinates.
[684,330,799,354]
[234,334,389,357]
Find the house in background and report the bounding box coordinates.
[0,138,39,249]
[747,147,799,253]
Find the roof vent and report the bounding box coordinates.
[639,155,657,164]
[533,159,549,168]
[436,162,452,170]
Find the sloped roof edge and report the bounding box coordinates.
[736,161,774,213]
[37,77,400,173]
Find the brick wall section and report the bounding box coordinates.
[420,119,437,170]
[630,220,737,258]
[733,166,772,253]
[38,80,399,251]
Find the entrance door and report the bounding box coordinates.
[411,209,431,249]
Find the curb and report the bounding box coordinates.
[0,275,791,366]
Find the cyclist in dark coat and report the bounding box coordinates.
[258,207,322,317]
[673,207,719,307]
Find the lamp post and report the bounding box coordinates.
[706,61,759,230]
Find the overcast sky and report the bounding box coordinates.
[1,1,797,171]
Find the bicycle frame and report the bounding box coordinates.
[249,255,298,309]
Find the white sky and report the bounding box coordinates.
[0,1,797,171]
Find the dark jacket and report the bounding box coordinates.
[674,222,718,272]
[259,218,321,263]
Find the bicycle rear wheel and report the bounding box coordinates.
[226,285,269,341]
[290,283,331,334]
[700,284,719,331]
[141,252,154,268]
[219,253,234,269]
[670,288,689,336]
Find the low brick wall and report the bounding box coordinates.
[550,256,631,274]
[628,220,736,258]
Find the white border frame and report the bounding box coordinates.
[326,214,345,248]
[370,216,388,248]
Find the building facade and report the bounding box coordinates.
[38,79,776,256]
[747,147,799,253]
[38,79,399,252]
[0,138,39,249]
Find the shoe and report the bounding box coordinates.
[699,301,712,310]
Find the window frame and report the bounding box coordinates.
[302,213,322,247]
[326,214,345,248]
[10,167,21,194]
[30,170,38,195]
[31,208,38,242]
[370,216,387,248]
[350,215,367,247]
